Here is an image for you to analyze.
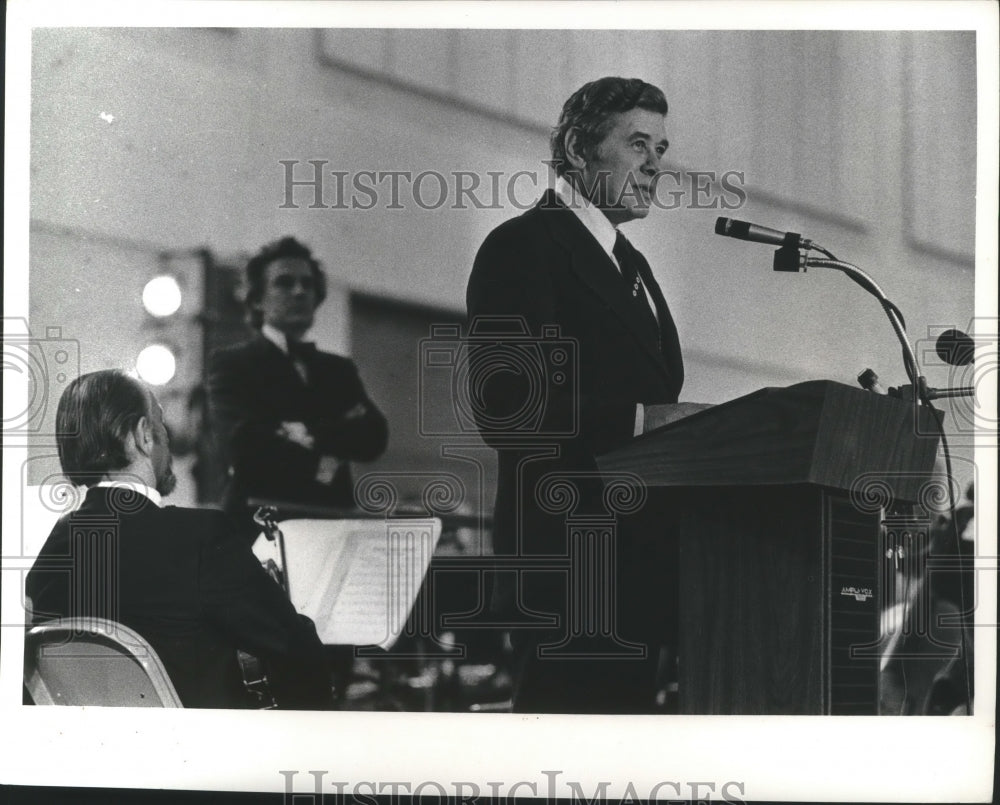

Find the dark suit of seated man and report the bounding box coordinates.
[25,369,333,709]
[207,237,388,528]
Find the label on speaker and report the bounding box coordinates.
[840,585,874,602]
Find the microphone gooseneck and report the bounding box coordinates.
[715,216,920,390]
[714,215,974,714]
[804,257,921,387]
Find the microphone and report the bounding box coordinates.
[715,217,813,250]
[935,329,975,366]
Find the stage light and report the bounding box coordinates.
[136,344,177,385]
[142,275,183,317]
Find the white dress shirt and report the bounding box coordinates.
[261,323,310,383]
[553,177,652,437]
[261,322,290,354]
[94,480,163,507]
[260,325,339,483]
[554,177,659,322]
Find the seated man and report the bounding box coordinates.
[25,369,332,709]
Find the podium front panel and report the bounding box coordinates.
[677,486,881,714]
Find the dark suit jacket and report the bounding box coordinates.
[466,191,684,691]
[25,486,331,709]
[207,335,388,518]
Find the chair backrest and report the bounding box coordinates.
[24,617,183,707]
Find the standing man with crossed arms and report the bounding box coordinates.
[208,236,388,530]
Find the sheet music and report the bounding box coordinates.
[252,518,442,649]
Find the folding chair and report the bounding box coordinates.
[24,617,182,707]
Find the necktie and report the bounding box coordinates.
[287,340,317,359]
[287,340,315,384]
[613,232,658,332]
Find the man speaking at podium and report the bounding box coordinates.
[466,77,686,713]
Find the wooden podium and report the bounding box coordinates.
[597,380,942,714]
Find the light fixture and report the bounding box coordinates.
[142,275,183,317]
[135,344,177,385]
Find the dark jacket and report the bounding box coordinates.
[466,191,685,711]
[207,334,388,517]
[25,486,332,709]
